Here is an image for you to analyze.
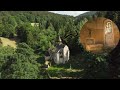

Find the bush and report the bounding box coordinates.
[82,51,110,79]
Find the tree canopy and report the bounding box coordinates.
[0,11,120,79]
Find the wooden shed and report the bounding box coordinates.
[80,17,120,53]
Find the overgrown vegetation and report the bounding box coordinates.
[0,11,119,79]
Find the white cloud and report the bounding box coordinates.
[49,11,89,17]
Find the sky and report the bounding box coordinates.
[49,11,89,17]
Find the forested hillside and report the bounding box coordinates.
[0,11,120,79]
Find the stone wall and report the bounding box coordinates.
[80,17,119,53]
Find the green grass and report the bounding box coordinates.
[40,53,110,79]
[45,54,86,78]
[47,66,84,78]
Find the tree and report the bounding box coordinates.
[7,16,17,27]
[1,43,41,79]
[16,23,34,42]
[0,24,4,36]
[0,46,15,79]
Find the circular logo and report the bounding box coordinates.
[80,17,120,54]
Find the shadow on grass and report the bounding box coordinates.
[40,53,110,79]
[47,67,85,79]
[44,54,86,79]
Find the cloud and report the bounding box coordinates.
[49,11,89,17]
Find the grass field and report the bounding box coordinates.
[40,54,110,79]
[0,37,18,48]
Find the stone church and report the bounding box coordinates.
[80,17,120,53]
[45,36,70,65]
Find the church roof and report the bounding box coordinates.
[55,43,66,53]
[56,44,65,49]
[45,51,50,56]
